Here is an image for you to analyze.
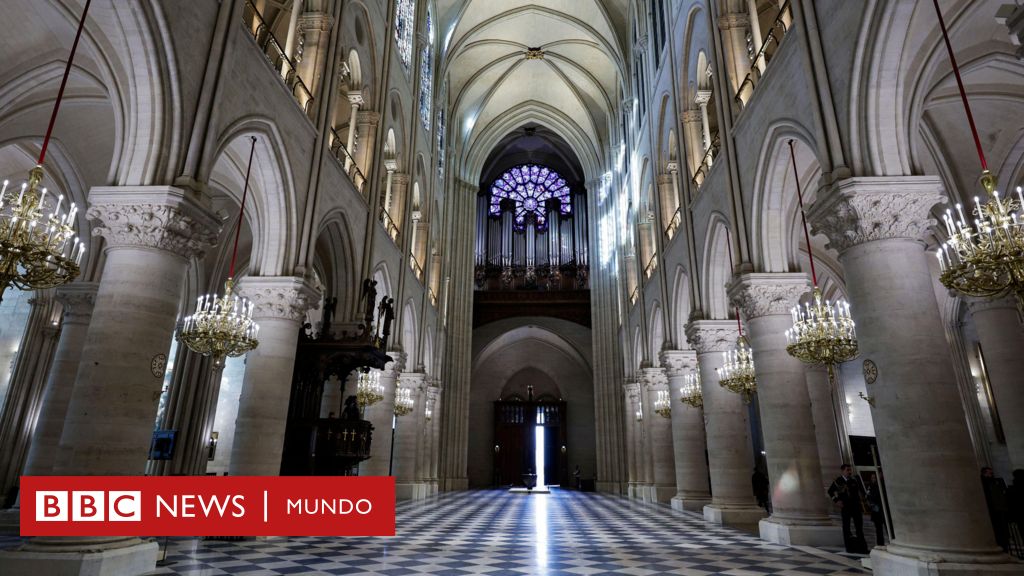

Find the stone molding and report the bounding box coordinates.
[87,187,221,260]
[727,273,809,319]
[391,172,411,187]
[681,109,702,123]
[807,176,946,254]
[966,295,1018,315]
[685,319,739,354]
[55,282,100,322]
[659,349,698,377]
[238,276,321,322]
[298,12,334,33]
[718,12,750,30]
[398,371,427,392]
[357,110,381,125]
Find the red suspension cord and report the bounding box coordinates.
[38,0,93,166]
[228,137,258,278]
[788,140,818,287]
[931,0,988,172]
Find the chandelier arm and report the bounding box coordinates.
[38,0,93,166]
[229,136,258,278]
[788,139,817,286]
[930,0,987,172]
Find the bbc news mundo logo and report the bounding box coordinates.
[36,491,142,522]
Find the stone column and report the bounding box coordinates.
[55,188,220,475]
[6,188,219,576]
[390,173,410,243]
[809,177,1015,573]
[695,90,714,163]
[805,365,845,495]
[681,110,704,179]
[641,367,675,503]
[685,320,765,527]
[354,110,380,182]
[661,349,712,512]
[969,296,1024,471]
[657,173,676,235]
[229,276,319,476]
[22,283,98,476]
[718,12,752,99]
[624,381,643,499]
[362,352,405,476]
[295,11,333,99]
[426,382,441,495]
[394,372,427,500]
[728,273,839,546]
[343,92,363,172]
[747,0,766,73]
[150,343,222,477]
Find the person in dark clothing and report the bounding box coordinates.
[1009,469,1024,530]
[828,464,868,554]
[341,395,361,420]
[866,473,887,546]
[981,467,1010,551]
[752,467,771,514]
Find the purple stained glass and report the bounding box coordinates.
[489,164,571,231]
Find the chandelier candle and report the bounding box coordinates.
[679,371,703,409]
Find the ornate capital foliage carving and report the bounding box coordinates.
[55,282,99,320]
[298,12,333,33]
[640,367,668,390]
[87,187,221,260]
[684,320,738,354]
[718,12,749,30]
[382,351,407,377]
[659,349,698,376]
[727,273,809,320]
[238,276,321,323]
[808,176,947,254]
[357,110,380,125]
[681,109,702,124]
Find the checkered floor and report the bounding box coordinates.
[2,489,868,575]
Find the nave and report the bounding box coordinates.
[0,490,866,576]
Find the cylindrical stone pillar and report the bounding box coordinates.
[22,283,97,476]
[968,296,1024,471]
[729,273,838,546]
[686,320,765,527]
[661,349,712,512]
[229,276,319,476]
[809,177,1014,572]
[641,367,675,503]
[394,372,426,499]
[624,381,643,499]
[805,365,844,496]
[362,352,405,476]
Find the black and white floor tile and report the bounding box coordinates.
[1,489,868,575]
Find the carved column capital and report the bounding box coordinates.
[55,282,100,323]
[694,90,713,107]
[382,351,408,377]
[640,367,668,390]
[807,176,946,254]
[357,110,381,126]
[298,12,334,33]
[398,371,427,391]
[659,349,698,376]
[238,276,321,323]
[346,92,365,106]
[681,109,702,124]
[727,273,809,320]
[391,172,410,187]
[87,187,221,260]
[684,319,739,354]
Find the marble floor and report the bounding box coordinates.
[2,489,868,575]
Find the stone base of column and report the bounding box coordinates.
[0,538,158,576]
[870,546,1021,575]
[427,481,438,496]
[703,504,766,527]
[596,481,624,494]
[758,517,843,547]
[0,507,19,535]
[650,485,675,504]
[396,482,431,501]
[671,494,711,512]
[441,477,468,491]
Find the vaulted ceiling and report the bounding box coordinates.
[436,1,629,178]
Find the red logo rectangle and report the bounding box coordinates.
[20,476,395,537]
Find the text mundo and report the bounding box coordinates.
[20,476,396,536]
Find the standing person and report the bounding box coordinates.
[752,467,771,514]
[828,464,868,554]
[1009,469,1024,531]
[981,467,1010,551]
[866,473,887,546]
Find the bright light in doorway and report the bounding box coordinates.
[534,425,545,488]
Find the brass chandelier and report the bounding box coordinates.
[394,386,414,417]
[356,369,384,409]
[717,335,756,404]
[929,0,1024,316]
[718,233,757,404]
[179,137,260,361]
[653,389,671,418]
[0,0,93,301]
[679,371,703,409]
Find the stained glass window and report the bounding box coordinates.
[489,164,572,231]
[419,6,434,130]
[394,0,415,70]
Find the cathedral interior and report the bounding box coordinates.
[0,0,1023,575]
